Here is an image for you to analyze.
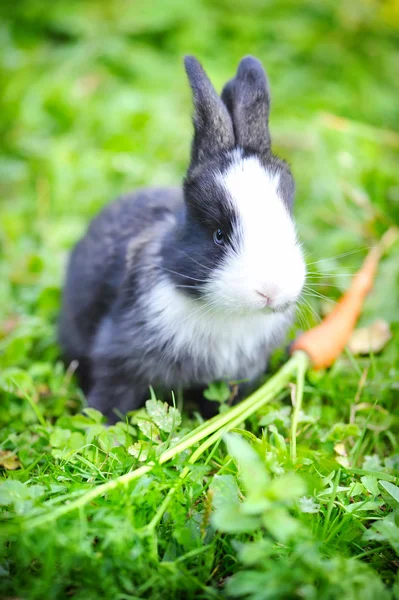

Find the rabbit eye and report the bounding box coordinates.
[213,228,225,245]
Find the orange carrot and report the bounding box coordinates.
[291,228,398,369]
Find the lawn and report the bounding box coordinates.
[0,1,398,598]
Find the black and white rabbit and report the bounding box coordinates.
[58,56,306,421]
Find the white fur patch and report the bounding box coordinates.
[145,278,293,383]
[208,150,306,311]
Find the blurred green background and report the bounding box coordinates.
[1,2,399,598]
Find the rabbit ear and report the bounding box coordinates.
[222,56,271,155]
[220,77,235,118]
[184,56,235,165]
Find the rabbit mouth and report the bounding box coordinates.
[268,301,296,314]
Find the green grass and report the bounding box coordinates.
[1,1,399,598]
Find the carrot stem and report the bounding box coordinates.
[290,350,308,462]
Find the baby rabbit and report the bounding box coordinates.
[58,56,306,421]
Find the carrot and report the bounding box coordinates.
[291,228,398,369]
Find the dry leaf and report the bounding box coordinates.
[0,315,20,339]
[336,455,350,468]
[0,451,21,470]
[334,443,347,457]
[348,319,392,355]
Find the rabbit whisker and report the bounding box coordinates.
[298,296,322,323]
[154,264,208,283]
[306,247,369,266]
[175,249,214,272]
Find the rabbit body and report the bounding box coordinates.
[59,56,306,420]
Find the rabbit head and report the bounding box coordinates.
[162,56,306,315]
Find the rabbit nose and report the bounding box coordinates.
[256,284,280,306]
[255,290,270,304]
[256,290,272,305]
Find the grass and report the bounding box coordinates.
[0,0,399,598]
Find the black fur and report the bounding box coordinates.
[222,56,271,155]
[184,56,235,167]
[58,56,297,421]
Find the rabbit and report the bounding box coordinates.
[58,55,306,422]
